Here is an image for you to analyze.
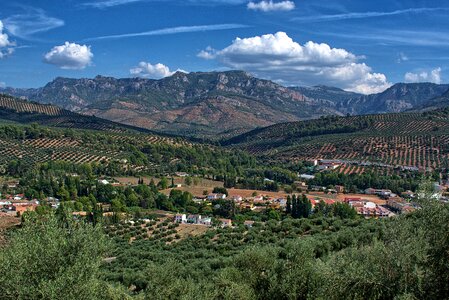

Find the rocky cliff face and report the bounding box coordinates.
[340,83,449,114]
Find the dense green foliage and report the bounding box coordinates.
[0,213,131,300]
[224,115,372,146]
[101,199,449,299]
[0,122,303,193]
[308,170,427,194]
[0,120,436,195]
[1,171,448,300]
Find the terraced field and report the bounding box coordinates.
[0,94,159,134]
[0,136,120,169]
[0,124,195,173]
[225,110,449,172]
[0,94,201,172]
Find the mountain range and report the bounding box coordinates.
[2,71,449,138]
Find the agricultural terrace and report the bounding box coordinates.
[228,111,449,173]
[0,122,195,173]
[0,95,135,133]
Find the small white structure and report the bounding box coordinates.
[174,214,187,223]
[275,198,287,207]
[207,193,226,200]
[365,188,393,197]
[299,174,315,180]
[200,217,212,226]
[364,202,377,209]
[232,195,243,202]
[175,172,189,177]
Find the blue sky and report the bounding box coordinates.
[0,0,448,93]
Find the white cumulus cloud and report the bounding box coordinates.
[247,1,295,12]
[43,42,93,69]
[0,20,15,59]
[198,32,391,94]
[404,67,442,84]
[130,62,186,79]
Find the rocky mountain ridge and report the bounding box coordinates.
[2,71,449,138]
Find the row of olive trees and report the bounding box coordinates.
[1,192,448,299]
[122,197,448,300]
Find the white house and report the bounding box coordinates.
[200,217,212,226]
[187,214,202,224]
[174,214,187,223]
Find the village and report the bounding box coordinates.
[0,172,426,230]
[1,158,444,227]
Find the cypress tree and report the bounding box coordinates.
[303,194,312,218]
[286,195,292,215]
[292,194,298,218]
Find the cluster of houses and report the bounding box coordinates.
[174,213,232,228]
[364,188,421,214]
[196,193,288,212]
[235,195,287,211]
[0,194,61,216]
[386,197,417,214]
[0,194,38,215]
[202,189,412,219]
[344,197,393,218]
